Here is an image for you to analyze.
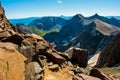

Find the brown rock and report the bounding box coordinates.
[73,75,83,80]
[18,45,36,63]
[72,48,88,68]
[76,74,101,80]
[21,37,37,46]
[49,64,59,72]
[89,68,111,80]
[7,29,16,35]
[2,34,24,45]
[0,47,26,80]
[36,40,50,51]
[25,62,44,80]
[24,33,44,41]
[46,49,66,64]
[48,62,53,66]
[0,31,11,39]
[0,42,18,50]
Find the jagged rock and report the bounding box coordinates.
[25,62,44,80]
[0,42,18,50]
[71,48,88,68]
[0,31,11,39]
[18,45,36,64]
[24,33,44,41]
[2,34,24,45]
[48,62,53,66]
[89,68,111,80]
[46,49,66,64]
[0,47,26,80]
[68,71,74,76]
[36,40,50,51]
[49,64,59,72]
[96,33,120,67]
[7,29,16,35]
[58,52,70,60]
[73,75,83,80]
[73,74,101,80]
[21,37,37,46]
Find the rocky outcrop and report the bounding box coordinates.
[71,48,88,68]
[89,68,111,80]
[0,43,26,80]
[96,33,120,67]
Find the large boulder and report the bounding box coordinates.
[71,48,88,68]
[0,47,26,80]
[46,49,66,64]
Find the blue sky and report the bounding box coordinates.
[1,0,120,19]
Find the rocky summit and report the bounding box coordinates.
[0,3,120,80]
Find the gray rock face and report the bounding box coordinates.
[96,33,120,67]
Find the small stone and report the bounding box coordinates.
[49,64,59,72]
[48,62,53,66]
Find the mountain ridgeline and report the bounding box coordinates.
[44,14,120,56]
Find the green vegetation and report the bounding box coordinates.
[18,25,60,37]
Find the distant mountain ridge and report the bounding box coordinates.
[44,14,120,57]
[9,15,120,26]
[9,17,41,25]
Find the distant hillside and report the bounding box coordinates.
[28,17,67,31]
[9,17,41,25]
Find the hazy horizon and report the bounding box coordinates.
[2,0,120,19]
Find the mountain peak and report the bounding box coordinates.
[74,14,85,19]
[71,14,85,21]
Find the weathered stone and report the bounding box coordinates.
[0,47,26,80]
[24,33,44,41]
[18,45,36,63]
[7,29,16,35]
[36,40,50,51]
[48,62,53,66]
[49,64,59,72]
[2,34,24,45]
[72,48,88,68]
[68,71,74,76]
[73,75,83,80]
[0,31,11,39]
[46,49,66,64]
[21,38,37,46]
[0,42,18,49]
[89,68,111,80]
[77,74,101,80]
[25,62,44,80]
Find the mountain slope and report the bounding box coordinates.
[28,17,67,31]
[44,14,120,56]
